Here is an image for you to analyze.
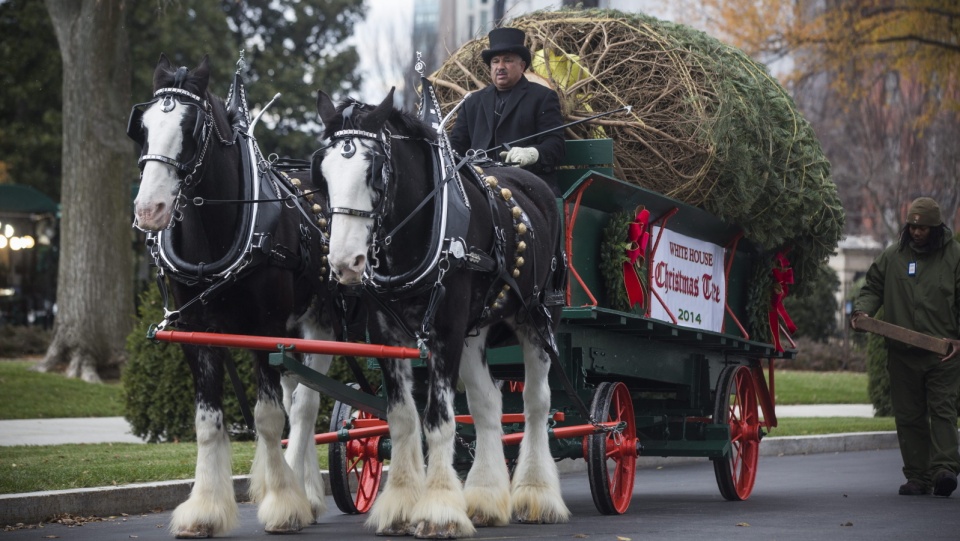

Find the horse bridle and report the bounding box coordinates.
[127,86,214,187]
[314,128,391,222]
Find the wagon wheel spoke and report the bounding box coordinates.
[329,393,384,514]
[713,365,760,501]
[586,382,637,515]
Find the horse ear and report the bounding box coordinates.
[316,90,337,126]
[192,55,211,95]
[363,87,396,132]
[154,53,172,90]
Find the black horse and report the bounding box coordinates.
[312,88,570,538]
[129,54,334,537]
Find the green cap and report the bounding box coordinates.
[906,197,942,227]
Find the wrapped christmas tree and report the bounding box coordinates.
[429,9,844,341]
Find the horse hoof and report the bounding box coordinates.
[376,521,413,536]
[470,513,505,528]
[414,521,460,539]
[265,521,304,534]
[174,528,213,538]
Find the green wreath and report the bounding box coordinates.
[599,209,648,313]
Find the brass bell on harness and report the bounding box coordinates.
[501,188,512,201]
[516,241,527,253]
[312,204,322,214]
[291,178,301,187]
[515,223,527,235]
[515,256,525,268]
[512,268,521,278]
[486,176,499,188]
[511,206,522,219]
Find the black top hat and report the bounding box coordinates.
[481,27,531,66]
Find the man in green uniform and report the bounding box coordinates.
[852,197,960,497]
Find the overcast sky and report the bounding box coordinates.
[353,0,415,103]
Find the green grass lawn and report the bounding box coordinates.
[0,442,262,494]
[0,361,124,419]
[771,416,895,437]
[772,370,870,405]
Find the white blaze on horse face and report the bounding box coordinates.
[133,103,187,231]
[322,144,378,284]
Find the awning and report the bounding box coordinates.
[0,184,58,214]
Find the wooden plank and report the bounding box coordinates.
[854,316,951,355]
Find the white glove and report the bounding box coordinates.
[500,147,539,167]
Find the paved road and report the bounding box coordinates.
[4,448,957,540]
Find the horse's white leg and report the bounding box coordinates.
[460,329,511,527]
[511,331,570,524]
[248,393,313,533]
[281,356,330,522]
[409,353,475,539]
[366,360,426,536]
[169,362,239,539]
[282,324,334,522]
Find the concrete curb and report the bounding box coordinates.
[0,432,900,527]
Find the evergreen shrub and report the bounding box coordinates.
[123,286,256,442]
[0,325,52,357]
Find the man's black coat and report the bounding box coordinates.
[449,75,566,195]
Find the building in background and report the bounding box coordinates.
[413,0,442,75]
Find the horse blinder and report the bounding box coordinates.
[128,93,210,175]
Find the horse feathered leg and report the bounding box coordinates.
[280,358,330,522]
[409,343,475,539]
[282,323,334,522]
[511,330,570,524]
[170,347,238,539]
[249,355,313,534]
[366,359,425,536]
[460,329,511,527]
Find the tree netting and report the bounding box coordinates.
[429,9,843,296]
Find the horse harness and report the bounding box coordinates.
[316,87,566,358]
[129,72,329,331]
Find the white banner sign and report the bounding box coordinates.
[649,227,726,332]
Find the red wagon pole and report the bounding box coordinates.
[151,329,425,359]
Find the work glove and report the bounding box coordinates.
[500,146,539,168]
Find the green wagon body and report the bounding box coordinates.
[399,139,791,508]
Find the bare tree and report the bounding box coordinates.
[39,0,134,381]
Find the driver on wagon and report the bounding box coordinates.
[449,27,566,197]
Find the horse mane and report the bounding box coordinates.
[322,99,437,143]
[152,58,237,142]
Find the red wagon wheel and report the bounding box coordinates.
[585,381,637,514]
[328,393,384,514]
[712,365,761,500]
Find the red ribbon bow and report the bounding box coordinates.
[769,251,798,352]
[623,208,650,308]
